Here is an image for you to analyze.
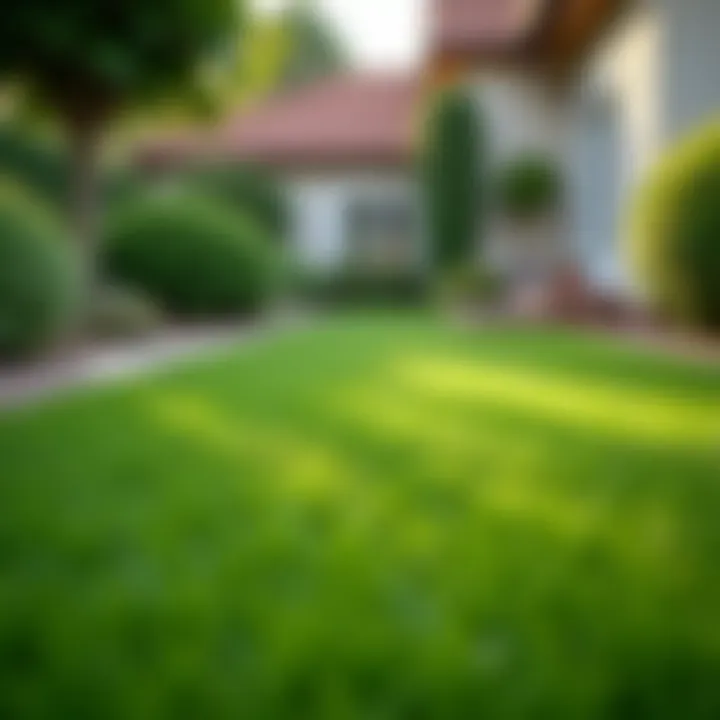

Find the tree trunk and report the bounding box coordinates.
[66,112,105,308]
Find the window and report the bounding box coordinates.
[344,194,417,271]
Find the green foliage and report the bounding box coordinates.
[422,88,483,271]
[629,121,720,329]
[236,17,291,104]
[225,2,346,110]
[106,191,277,317]
[103,163,148,211]
[0,180,79,358]
[437,263,505,311]
[0,122,70,209]
[183,163,287,238]
[86,285,163,339]
[0,318,719,717]
[495,153,563,220]
[296,268,429,307]
[0,0,244,282]
[108,163,286,238]
[0,0,243,117]
[0,121,125,212]
[277,2,348,91]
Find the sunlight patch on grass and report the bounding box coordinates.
[330,383,689,574]
[330,387,545,475]
[148,393,354,506]
[395,357,720,450]
[332,387,603,539]
[477,471,604,542]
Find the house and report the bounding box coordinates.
[143,0,720,293]
[435,0,720,292]
[142,75,424,276]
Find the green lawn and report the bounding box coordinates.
[1,315,719,719]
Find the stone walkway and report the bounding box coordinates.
[0,323,261,410]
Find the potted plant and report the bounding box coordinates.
[495,153,563,222]
[493,153,564,280]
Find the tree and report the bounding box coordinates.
[228,0,347,109]
[277,0,348,91]
[422,87,484,271]
[0,0,243,292]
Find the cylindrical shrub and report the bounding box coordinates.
[421,87,485,272]
[0,180,79,359]
[629,121,720,329]
[105,193,277,317]
[495,153,563,221]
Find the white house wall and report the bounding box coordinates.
[567,0,662,290]
[661,0,720,140]
[284,171,420,273]
[568,0,720,292]
[470,72,571,274]
[471,73,569,166]
[572,0,720,199]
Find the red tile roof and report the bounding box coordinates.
[432,0,546,55]
[142,75,420,170]
[140,3,552,170]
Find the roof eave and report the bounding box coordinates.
[429,0,627,73]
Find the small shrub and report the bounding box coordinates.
[104,163,149,209]
[0,122,71,209]
[0,180,79,358]
[629,121,720,329]
[106,192,278,317]
[437,264,505,313]
[296,267,429,307]
[87,285,163,339]
[109,163,287,239]
[185,164,287,238]
[495,153,563,220]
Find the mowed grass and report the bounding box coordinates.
[1,315,719,719]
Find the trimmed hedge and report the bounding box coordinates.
[629,121,720,329]
[109,163,287,240]
[296,268,429,307]
[106,192,278,317]
[0,180,79,358]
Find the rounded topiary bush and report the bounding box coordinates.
[185,163,287,239]
[106,193,278,317]
[629,121,720,329]
[495,153,562,221]
[0,180,79,359]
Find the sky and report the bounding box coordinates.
[254,0,428,71]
